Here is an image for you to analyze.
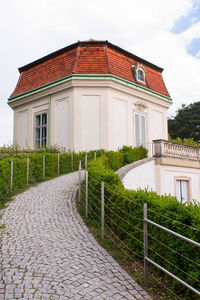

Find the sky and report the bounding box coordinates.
[0,0,200,146]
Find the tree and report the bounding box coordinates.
[168,102,200,142]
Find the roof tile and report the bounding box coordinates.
[11,41,170,98]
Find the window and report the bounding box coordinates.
[35,113,48,147]
[135,112,146,147]
[176,180,188,204]
[132,64,146,83]
[137,70,144,82]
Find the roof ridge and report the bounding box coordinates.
[104,44,111,74]
[72,45,80,73]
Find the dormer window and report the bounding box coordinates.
[138,70,144,81]
[132,64,146,83]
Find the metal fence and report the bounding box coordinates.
[78,166,200,299]
[9,151,99,193]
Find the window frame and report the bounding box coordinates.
[34,112,48,147]
[134,112,146,147]
[137,69,145,82]
[174,176,191,205]
[132,64,146,84]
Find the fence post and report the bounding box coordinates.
[78,161,81,202]
[101,149,103,157]
[94,152,96,160]
[85,171,88,218]
[144,203,148,287]
[27,157,29,185]
[43,156,45,179]
[85,151,87,170]
[58,153,60,174]
[10,161,13,193]
[71,152,73,171]
[101,181,104,240]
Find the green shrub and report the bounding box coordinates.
[0,148,103,205]
[168,135,200,147]
[120,145,148,164]
[86,152,200,299]
[104,151,125,171]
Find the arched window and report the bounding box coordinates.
[137,70,144,82]
[132,64,146,83]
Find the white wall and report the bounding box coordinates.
[152,110,164,140]
[158,165,200,203]
[17,110,28,147]
[123,160,156,191]
[111,98,127,149]
[54,98,69,149]
[123,159,200,203]
[12,78,171,151]
[82,95,100,150]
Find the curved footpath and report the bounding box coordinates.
[0,172,151,300]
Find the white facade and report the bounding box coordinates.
[122,157,200,203]
[10,78,171,152]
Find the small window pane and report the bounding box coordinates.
[138,70,144,81]
[35,113,48,147]
[36,128,40,140]
[42,127,47,139]
[42,113,47,125]
[36,115,40,127]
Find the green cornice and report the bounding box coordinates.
[8,74,172,104]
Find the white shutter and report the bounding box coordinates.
[176,180,188,204]
[176,180,181,202]
[141,115,146,147]
[135,113,140,146]
[135,113,146,147]
[181,181,188,204]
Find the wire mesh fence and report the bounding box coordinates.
[78,168,200,299]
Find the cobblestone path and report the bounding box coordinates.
[0,172,151,300]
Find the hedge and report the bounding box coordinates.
[0,149,104,203]
[86,149,200,299]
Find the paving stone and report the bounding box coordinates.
[0,172,151,299]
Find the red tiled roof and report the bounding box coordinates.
[10,40,170,98]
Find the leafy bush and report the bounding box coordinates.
[86,152,200,299]
[104,151,125,171]
[120,145,148,164]
[168,135,200,147]
[0,149,103,204]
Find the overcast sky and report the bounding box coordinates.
[1,0,200,145]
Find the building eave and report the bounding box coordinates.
[8,74,172,104]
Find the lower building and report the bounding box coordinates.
[118,140,200,203]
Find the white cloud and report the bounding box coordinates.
[0,0,200,144]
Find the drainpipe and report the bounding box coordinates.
[48,95,51,147]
